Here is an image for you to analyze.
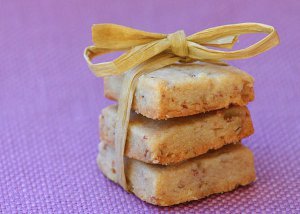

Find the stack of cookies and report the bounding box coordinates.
[97,63,256,206]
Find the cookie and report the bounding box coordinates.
[100,105,254,164]
[104,63,254,119]
[97,142,256,206]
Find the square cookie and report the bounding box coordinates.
[104,63,254,119]
[97,142,256,206]
[100,105,254,164]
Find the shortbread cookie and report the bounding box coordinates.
[100,105,254,164]
[104,63,254,119]
[97,142,256,206]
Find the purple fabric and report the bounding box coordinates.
[1,0,299,213]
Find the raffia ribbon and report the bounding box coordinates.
[84,23,279,190]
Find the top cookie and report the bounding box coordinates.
[104,63,254,120]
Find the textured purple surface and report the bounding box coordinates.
[0,0,299,213]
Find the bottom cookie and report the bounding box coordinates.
[97,142,256,206]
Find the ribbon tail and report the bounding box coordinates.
[203,35,239,49]
[202,59,229,66]
[114,54,180,190]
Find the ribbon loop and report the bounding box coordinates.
[167,30,188,57]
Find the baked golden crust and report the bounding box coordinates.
[104,63,254,120]
[97,143,256,206]
[100,105,254,165]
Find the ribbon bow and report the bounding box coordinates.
[84,23,279,77]
[84,23,279,190]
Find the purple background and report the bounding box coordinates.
[1,0,299,213]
